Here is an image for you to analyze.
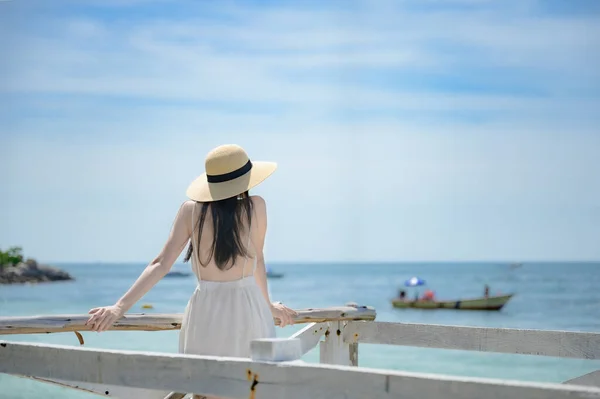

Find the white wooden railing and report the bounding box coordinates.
[1,304,600,399]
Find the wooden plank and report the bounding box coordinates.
[0,305,376,335]
[344,322,600,359]
[290,322,327,356]
[16,375,172,398]
[163,393,188,399]
[563,371,600,388]
[2,341,600,399]
[349,343,358,366]
[320,322,352,366]
[386,372,600,399]
[0,314,182,335]
[250,338,302,362]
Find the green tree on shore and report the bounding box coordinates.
[0,246,24,268]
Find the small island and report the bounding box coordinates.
[0,247,74,284]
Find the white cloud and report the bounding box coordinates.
[3,0,599,106]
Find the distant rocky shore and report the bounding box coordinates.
[0,257,74,285]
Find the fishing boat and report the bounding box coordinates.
[392,293,514,311]
[393,276,513,311]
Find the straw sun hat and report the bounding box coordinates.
[186,144,277,202]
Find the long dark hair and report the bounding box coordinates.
[183,191,253,270]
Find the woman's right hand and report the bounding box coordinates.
[271,302,297,327]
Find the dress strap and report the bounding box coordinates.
[240,221,252,279]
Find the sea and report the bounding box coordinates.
[1,261,599,398]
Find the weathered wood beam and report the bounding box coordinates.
[563,371,600,388]
[2,340,600,399]
[289,322,328,356]
[349,342,359,366]
[0,305,375,335]
[344,322,600,360]
[16,375,172,398]
[163,392,188,399]
[250,338,302,362]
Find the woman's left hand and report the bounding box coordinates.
[271,302,298,327]
[85,305,125,332]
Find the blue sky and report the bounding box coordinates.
[1,0,599,263]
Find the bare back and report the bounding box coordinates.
[188,196,263,282]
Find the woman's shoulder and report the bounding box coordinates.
[181,200,197,209]
[250,195,267,217]
[250,195,266,206]
[178,200,198,216]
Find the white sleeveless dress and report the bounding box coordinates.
[178,210,276,358]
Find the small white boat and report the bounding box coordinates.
[266,267,284,279]
[165,271,191,278]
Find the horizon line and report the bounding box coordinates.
[46,260,600,265]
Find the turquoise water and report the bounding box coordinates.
[1,262,599,398]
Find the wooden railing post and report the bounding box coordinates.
[349,342,359,366]
[320,321,352,366]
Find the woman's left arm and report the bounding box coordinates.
[86,201,194,332]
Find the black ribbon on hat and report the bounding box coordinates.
[206,160,253,183]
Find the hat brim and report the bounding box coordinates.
[186,161,277,202]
